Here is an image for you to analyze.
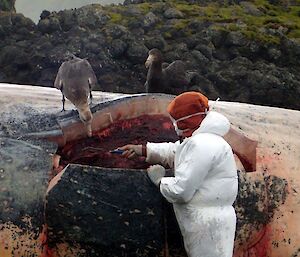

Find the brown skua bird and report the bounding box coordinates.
[54,55,97,137]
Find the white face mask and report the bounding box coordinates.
[169,110,208,136]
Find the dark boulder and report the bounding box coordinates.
[163,8,184,19]
[40,10,51,20]
[123,0,146,4]
[11,13,35,30]
[225,31,248,47]
[190,50,210,65]
[38,17,62,34]
[0,0,15,12]
[0,45,30,71]
[126,41,148,64]
[76,5,110,29]
[188,74,220,99]
[240,1,263,16]
[58,9,77,31]
[110,39,128,58]
[142,11,160,29]
[105,24,129,39]
[195,43,214,60]
[267,47,282,61]
[210,29,228,48]
[144,34,167,51]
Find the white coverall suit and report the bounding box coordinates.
[146,111,238,257]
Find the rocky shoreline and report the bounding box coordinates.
[0,0,299,110]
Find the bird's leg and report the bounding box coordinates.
[61,94,66,112]
[89,81,93,105]
[89,91,93,105]
[144,81,149,93]
[60,86,65,112]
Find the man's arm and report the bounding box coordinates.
[146,141,179,168]
[160,140,214,203]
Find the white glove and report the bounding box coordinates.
[147,165,165,187]
[119,144,143,159]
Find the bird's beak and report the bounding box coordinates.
[145,55,153,68]
[86,123,92,137]
[78,105,93,137]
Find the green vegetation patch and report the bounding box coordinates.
[173,1,203,16]
[172,0,299,43]
[0,0,12,11]
[102,0,299,43]
[108,12,123,23]
[103,5,125,24]
[138,2,155,13]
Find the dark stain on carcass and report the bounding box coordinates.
[234,170,288,247]
[0,137,54,233]
[0,104,60,138]
[46,164,165,257]
[266,175,288,213]
[292,247,300,257]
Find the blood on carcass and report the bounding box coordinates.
[57,114,177,170]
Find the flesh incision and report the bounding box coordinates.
[57,114,177,169]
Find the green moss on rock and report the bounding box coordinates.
[131,0,299,43]
[0,0,15,12]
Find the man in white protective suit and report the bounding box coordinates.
[119,91,238,257]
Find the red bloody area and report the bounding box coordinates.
[40,225,54,257]
[235,225,272,257]
[250,225,272,257]
[57,114,177,171]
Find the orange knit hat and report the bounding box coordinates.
[167,92,209,129]
[167,92,209,132]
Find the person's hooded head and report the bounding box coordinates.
[167,91,209,137]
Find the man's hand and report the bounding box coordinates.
[147,165,166,187]
[118,144,143,159]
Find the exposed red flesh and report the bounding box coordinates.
[57,115,177,171]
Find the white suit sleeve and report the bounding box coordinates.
[160,140,214,203]
[146,141,179,168]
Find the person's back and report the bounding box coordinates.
[182,114,238,207]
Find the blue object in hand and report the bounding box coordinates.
[109,149,124,154]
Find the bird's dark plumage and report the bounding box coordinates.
[144,48,189,94]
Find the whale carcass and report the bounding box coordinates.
[0,83,299,257]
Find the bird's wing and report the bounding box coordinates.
[163,61,189,87]
[162,62,169,69]
[163,61,186,79]
[54,62,67,90]
[82,59,97,89]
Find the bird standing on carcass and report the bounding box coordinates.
[54,55,97,137]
